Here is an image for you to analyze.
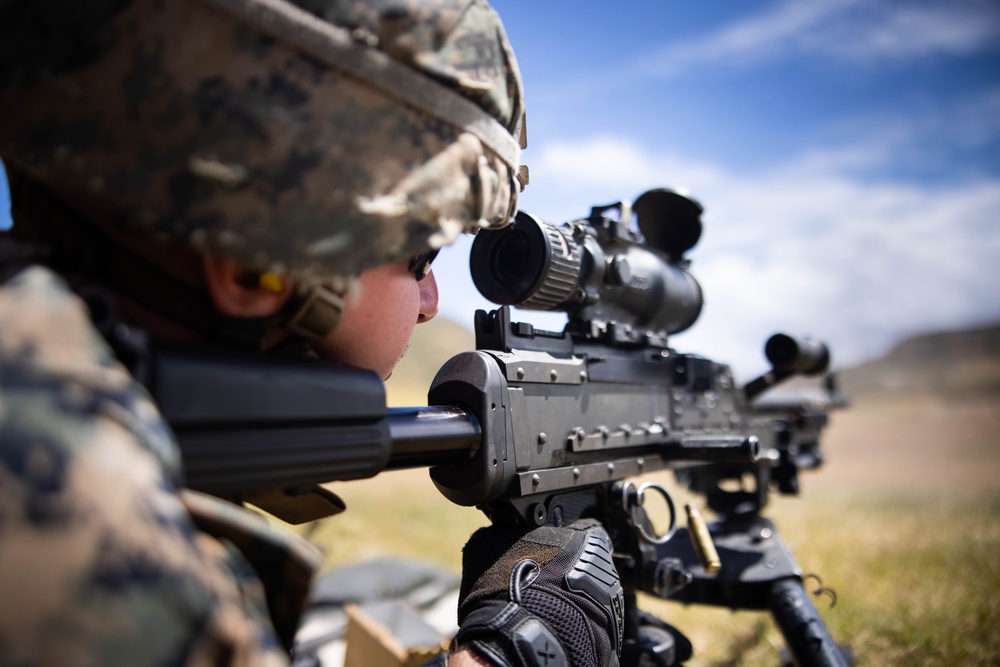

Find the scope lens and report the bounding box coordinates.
[765,334,800,370]
[765,333,830,374]
[490,228,532,289]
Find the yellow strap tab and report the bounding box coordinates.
[259,271,284,294]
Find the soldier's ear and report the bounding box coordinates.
[202,256,294,318]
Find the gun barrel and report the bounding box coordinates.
[670,436,760,463]
[387,406,481,468]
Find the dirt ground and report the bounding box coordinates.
[809,395,1000,501]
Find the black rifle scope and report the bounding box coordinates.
[470,188,705,336]
[765,333,830,375]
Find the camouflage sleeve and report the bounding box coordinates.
[0,267,292,667]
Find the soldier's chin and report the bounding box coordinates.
[385,344,412,381]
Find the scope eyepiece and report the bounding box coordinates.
[470,212,584,309]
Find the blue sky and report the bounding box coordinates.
[2,0,998,377]
[0,162,8,231]
[432,0,1000,376]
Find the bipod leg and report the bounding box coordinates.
[768,578,849,667]
[620,591,692,667]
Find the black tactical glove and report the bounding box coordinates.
[454,519,624,667]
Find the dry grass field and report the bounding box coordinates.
[300,319,1000,665]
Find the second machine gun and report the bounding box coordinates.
[152,188,850,666]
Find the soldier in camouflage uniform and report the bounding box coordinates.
[0,1,621,666]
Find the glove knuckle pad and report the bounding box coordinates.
[565,528,625,654]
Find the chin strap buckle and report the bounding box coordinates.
[285,285,345,342]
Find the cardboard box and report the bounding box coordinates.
[344,600,447,667]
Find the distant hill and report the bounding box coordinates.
[837,322,1000,402]
[384,316,474,406]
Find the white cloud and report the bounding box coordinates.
[434,126,1000,379]
[630,0,861,78]
[687,174,1000,375]
[803,1,1000,61]
[527,137,723,207]
[805,87,1000,177]
[627,0,1000,80]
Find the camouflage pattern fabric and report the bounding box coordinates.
[0,0,524,287]
[0,266,320,666]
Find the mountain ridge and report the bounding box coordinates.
[837,321,1000,401]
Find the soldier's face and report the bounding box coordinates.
[312,259,439,379]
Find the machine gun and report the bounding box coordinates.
[427,190,850,666]
[148,188,850,666]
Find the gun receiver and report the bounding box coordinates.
[426,305,759,525]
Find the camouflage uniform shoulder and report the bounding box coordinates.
[0,265,314,666]
[0,265,182,476]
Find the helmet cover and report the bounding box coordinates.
[0,0,526,285]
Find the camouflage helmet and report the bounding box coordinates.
[0,0,525,291]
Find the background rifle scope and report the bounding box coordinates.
[470,189,705,336]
